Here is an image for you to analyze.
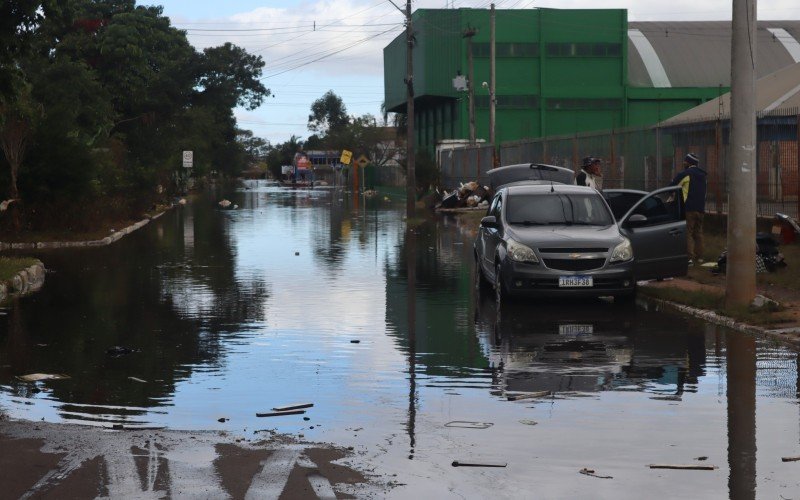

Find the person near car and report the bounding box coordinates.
[575,157,602,190]
[670,153,707,266]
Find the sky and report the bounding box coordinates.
[150,0,800,145]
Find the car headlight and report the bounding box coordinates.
[507,239,539,263]
[609,238,633,262]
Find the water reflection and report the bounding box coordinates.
[0,181,798,497]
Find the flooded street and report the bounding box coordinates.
[2,180,800,498]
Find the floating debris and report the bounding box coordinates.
[256,410,306,418]
[272,403,314,412]
[579,468,613,479]
[781,456,800,462]
[17,373,70,382]
[507,391,550,401]
[647,464,718,470]
[444,421,493,429]
[452,460,507,468]
[519,420,538,426]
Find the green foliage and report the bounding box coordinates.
[0,0,271,233]
[308,90,349,135]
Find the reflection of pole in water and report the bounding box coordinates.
[726,333,756,500]
[405,227,417,459]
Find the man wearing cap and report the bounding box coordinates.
[575,157,602,190]
[670,153,707,265]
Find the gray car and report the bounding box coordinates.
[474,182,687,302]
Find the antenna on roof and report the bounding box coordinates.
[550,181,555,193]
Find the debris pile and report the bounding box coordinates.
[437,181,492,210]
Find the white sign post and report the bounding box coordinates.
[182,150,193,169]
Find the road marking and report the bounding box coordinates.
[244,448,301,500]
[166,442,229,499]
[19,454,86,499]
[307,472,337,499]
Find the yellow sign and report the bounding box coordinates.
[340,149,353,164]
[356,155,369,167]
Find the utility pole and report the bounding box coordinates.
[405,0,415,219]
[726,0,757,308]
[388,0,416,219]
[464,26,477,145]
[490,4,497,164]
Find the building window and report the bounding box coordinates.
[474,42,539,57]
[475,95,539,109]
[545,42,621,57]
[546,98,621,110]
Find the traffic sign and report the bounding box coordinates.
[182,150,193,168]
[340,149,353,165]
[356,155,369,168]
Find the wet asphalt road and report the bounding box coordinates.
[2,181,800,498]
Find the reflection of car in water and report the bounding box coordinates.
[474,164,688,302]
[472,291,707,397]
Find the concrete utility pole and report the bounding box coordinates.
[464,27,477,145]
[490,4,497,161]
[726,0,757,308]
[388,0,416,218]
[405,0,416,219]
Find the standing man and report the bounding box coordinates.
[575,157,603,190]
[670,153,707,266]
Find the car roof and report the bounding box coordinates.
[504,183,600,196]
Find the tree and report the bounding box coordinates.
[198,43,268,111]
[308,91,349,136]
[0,85,40,199]
[236,129,269,164]
[0,0,41,103]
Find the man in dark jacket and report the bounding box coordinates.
[670,153,707,265]
[575,156,602,190]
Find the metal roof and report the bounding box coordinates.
[628,21,800,88]
[661,62,800,125]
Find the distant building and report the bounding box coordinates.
[383,8,800,153]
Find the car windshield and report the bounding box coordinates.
[506,192,614,226]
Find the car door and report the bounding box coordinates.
[602,189,648,221]
[479,193,504,276]
[618,186,688,280]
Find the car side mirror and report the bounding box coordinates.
[626,214,648,227]
[481,215,498,228]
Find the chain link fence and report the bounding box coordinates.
[435,108,800,217]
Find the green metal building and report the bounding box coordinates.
[383,8,800,153]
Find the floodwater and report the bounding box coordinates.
[1,180,800,498]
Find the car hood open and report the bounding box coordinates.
[505,224,623,250]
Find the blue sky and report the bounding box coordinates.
[148,0,800,146]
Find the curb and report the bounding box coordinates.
[0,261,46,303]
[0,209,172,251]
[641,293,800,349]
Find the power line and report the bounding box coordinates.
[262,27,400,74]
[184,22,400,32]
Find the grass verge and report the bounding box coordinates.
[640,286,791,326]
[0,257,40,282]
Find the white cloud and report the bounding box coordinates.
[166,0,800,143]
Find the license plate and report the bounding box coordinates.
[559,324,594,335]
[558,275,593,287]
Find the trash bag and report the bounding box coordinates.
[715,232,786,274]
